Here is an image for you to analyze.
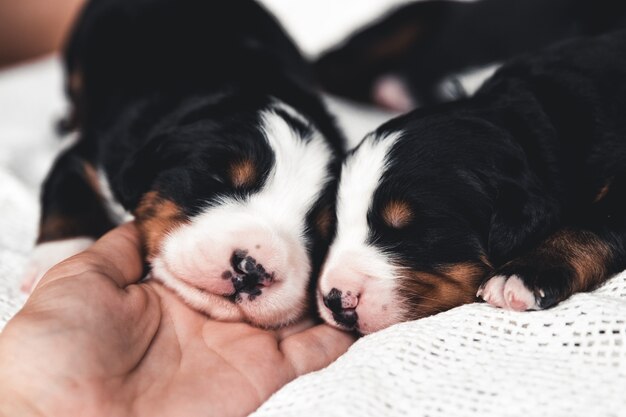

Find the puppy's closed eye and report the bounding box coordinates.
[382,200,413,229]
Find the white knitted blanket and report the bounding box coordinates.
[1,4,625,415]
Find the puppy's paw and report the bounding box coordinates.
[21,237,95,293]
[477,260,572,311]
[477,275,540,311]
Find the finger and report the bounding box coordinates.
[36,223,143,290]
[84,222,145,287]
[273,318,316,341]
[280,324,356,377]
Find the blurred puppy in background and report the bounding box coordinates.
[315,0,626,110]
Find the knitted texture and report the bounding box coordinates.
[253,275,626,417]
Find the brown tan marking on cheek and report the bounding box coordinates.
[229,159,257,188]
[382,200,413,229]
[134,191,187,257]
[441,261,492,287]
[398,262,490,320]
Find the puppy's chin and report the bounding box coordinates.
[147,205,311,328]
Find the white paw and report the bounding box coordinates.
[477,275,540,311]
[21,237,95,293]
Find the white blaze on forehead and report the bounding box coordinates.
[325,132,402,281]
[250,106,334,232]
[336,132,397,243]
[206,103,334,234]
[317,131,405,333]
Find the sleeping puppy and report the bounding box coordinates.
[317,30,626,334]
[23,0,344,328]
[315,0,626,110]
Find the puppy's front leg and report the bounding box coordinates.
[22,146,116,292]
[478,228,620,311]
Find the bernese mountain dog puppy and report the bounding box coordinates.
[317,30,626,334]
[315,0,626,110]
[23,0,344,328]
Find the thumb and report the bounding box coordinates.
[280,325,355,377]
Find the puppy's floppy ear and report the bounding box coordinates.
[112,134,191,210]
[488,179,559,266]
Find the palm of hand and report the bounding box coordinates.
[0,225,353,417]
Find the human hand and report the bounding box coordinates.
[0,223,354,417]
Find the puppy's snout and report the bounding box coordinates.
[228,249,274,298]
[323,287,359,328]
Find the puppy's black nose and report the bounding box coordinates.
[323,288,358,328]
[323,288,343,314]
[229,249,273,299]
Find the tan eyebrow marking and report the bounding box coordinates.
[382,200,413,228]
[229,158,257,188]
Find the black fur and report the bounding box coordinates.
[38,0,344,294]
[315,0,626,107]
[37,145,116,243]
[366,30,626,311]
